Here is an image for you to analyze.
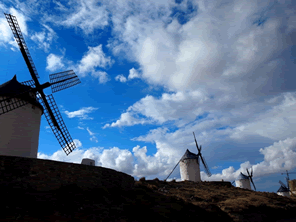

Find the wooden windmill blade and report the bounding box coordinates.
[4,13,81,156]
[200,154,212,177]
[37,94,76,155]
[5,13,40,79]
[247,168,256,191]
[49,70,81,93]
[193,132,200,152]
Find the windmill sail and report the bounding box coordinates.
[49,70,81,93]
[193,132,212,177]
[246,168,256,191]
[38,94,76,155]
[5,13,40,79]
[3,13,81,156]
[200,155,212,177]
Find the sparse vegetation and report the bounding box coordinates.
[1,179,296,221]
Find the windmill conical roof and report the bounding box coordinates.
[277,185,289,192]
[236,172,249,180]
[0,75,31,95]
[0,75,43,113]
[181,149,198,161]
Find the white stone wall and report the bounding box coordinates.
[0,96,42,158]
[81,158,95,166]
[180,158,201,182]
[277,192,290,197]
[235,179,252,190]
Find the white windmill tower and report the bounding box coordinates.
[277,180,290,197]
[165,132,211,182]
[235,168,256,191]
[0,75,44,158]
[0,13,81,158]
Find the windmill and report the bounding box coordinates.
[280,170,296,196]
[235,167,256,191]
[0,13,81,157]
[165,132,211,182]
[277,180,292,197]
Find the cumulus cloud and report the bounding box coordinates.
[46,53,65,72]
[115,74,127,83]
[201,137,296,182]
[64,107,98,120]
[91,71,110,84]
[115,68,140,83]
[77,45,113,76]
[36,135,296,184]
[38,145,174,178]
[103,112,153,129]
[73,139,82,148]
[128,68,140,79]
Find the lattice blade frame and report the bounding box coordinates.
[0,95,30,115]
[4,13,40,79]
[37,94,76,155]
[0,80,37,115]
[49,70,81,93]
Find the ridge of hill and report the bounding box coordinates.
[0,155,296,221]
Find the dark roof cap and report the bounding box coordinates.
[0,75,32,95]
[0,75,43,113]
[181,149,198,161]
[277,185,289,192]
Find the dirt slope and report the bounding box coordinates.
[1,178,296,221]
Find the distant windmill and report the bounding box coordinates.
[165,132,211,182]
[235,167,256,191]
[0,13,81,158]
[277,180,292,197]
[280,170,296,196]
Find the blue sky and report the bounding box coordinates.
[1,0,296,193]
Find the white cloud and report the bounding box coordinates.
[0,8,28,49]
[103,112,152,128]
[128,68,140,79]
[77,45,113,76]
[77,126,84,130]
[86,127,95,136]
[115,74,127,83]
[91,71,110,84]
[36,134,296,184]
[37,145,174,178]
[46,53,65,72]
[64,107,98,120]
[86,127,98,143]
[201,137,296,182]
[58,0,109,34]
[74,139,82,148]
[30,24,56,52]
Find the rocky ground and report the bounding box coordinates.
[1,178,296,221]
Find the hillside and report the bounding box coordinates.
[0,155,296,221]
[1,178,296,221]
